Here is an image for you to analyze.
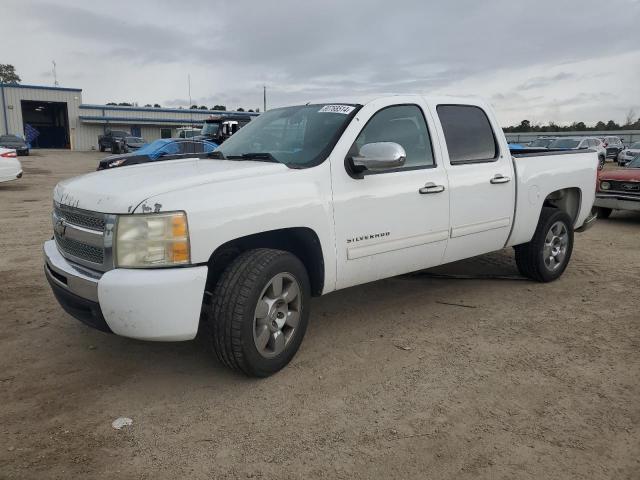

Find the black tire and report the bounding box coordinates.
[204,248,311,377]
[596,207,612,219]
[514,207,574,282]
[112,144,120,154]
[99,144,105,152]
[598,156,605,170]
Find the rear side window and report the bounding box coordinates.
[436,105,498,164]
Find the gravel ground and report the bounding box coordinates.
[0,150,638,479]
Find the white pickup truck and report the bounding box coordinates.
[44,95,598,376]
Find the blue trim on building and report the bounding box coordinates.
[79,104,259,116]
[79,116,210,124]
[0,83,82,92]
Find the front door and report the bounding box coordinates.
[330,98,450,290]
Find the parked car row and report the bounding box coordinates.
[97,138,218,170]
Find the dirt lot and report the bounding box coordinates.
[0,150,638,479]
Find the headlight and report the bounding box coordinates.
[108,159,126,168]
[116,212,190,267]
[600,181,610,190]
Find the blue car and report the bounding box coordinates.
[97,138,218,170]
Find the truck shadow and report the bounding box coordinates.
[78,249,523,385]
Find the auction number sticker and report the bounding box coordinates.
[318,105,355,114]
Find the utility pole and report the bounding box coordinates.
[263,85,267,112]
[52,61,58,87]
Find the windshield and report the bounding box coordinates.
[215,104,359,168]
[548,139,580,149]
[629,142,640,150]
[529,138,554,147]
[627,156,640,168]
[201,122,220,136]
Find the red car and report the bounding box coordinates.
[593,156,640,218]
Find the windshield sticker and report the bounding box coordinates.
[318,105,355,114]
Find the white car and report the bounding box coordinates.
[0,148,23,183]
[617,142,640,166]
[44,95,598,377]
[548,137,607,168]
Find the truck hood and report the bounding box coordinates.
[54,157,289,213]
[598,168,640,182]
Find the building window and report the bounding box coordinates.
[160,128,172,139]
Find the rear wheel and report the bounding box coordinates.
[99,144,105,152]
[514,207,574,282]
[596,207,612,219]
[203,248,310,377]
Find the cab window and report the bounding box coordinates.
[352,104,434,169]
[437,105,498,164]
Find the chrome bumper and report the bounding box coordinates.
[43,240,101,302]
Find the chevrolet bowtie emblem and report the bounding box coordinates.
[54,218,67,237]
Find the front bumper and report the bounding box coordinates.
[44,240,208,341]
[594,193,640,212]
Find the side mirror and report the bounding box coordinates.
[352,142,406,172]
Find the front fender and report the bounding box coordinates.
[138,161,337,292]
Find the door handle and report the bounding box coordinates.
[490,174,511,184]
[419,182,446,194]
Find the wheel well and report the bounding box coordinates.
[542,187,581,224]
[205,228,325,296]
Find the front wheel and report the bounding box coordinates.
[514,207,574,282]
[204,249,310,377]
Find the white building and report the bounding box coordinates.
[0,83,257,151]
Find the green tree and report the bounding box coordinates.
[605,120,619,130]
[595,121,606,130]
[236,107,245,112]
[153,103,161,108]
[0,64,21,84]
[106,102,117,106]
[144,104,152,107]
[212,105,226,111]
[190,104,199,109]
[117,102,132,107]
[199,105,208,110]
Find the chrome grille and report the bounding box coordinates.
[608,181,640,193]
[52,203,114,271]
[54,233,104,264]
[54,204,105,231]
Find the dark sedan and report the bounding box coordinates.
[97,138,218,170]
[0,135,29,156]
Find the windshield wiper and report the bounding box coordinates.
[207,151,226,159]
[226,153,280,163]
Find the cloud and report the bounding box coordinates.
[517,72,577,90]
[2,0,640,124]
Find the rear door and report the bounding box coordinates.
[431,102,516,263]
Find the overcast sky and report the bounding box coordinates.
[3,0,640,126]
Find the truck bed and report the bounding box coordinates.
[507,149,598,246]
